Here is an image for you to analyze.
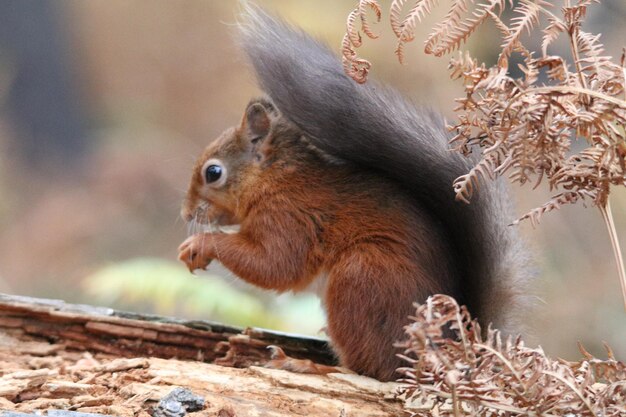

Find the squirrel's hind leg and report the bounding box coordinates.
[323,245,428,382]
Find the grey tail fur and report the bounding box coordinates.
[238,5,533,332]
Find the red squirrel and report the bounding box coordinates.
[178,6,531,381]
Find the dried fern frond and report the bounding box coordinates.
[542,14,567,56]
[391,0,441,62]
[390,0,440,41]
[424,0,507,58]
[397,295,626,416]
[511,190,596,227]
[341,0,382,83]
[342,0,626,307]
[502,1,542,51]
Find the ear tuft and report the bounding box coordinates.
[245,102,271,141]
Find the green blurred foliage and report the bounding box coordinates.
[82,258,326,335]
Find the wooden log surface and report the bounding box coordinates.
[0,293,406,416]
[0,293,335,367]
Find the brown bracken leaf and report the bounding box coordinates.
[397,295,626,416]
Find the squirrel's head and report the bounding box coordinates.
[181,98,280,227]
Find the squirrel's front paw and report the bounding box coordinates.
[178,234,214,273]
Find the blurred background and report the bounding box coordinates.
[0,0,625,359]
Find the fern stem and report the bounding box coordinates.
[451,384,460,417]
[621,47,626,112]
[567,9,588,92]
[599,198,626,311]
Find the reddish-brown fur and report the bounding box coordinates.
[179,99,457,381]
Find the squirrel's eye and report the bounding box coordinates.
[201,159,227,188]
[204,164,223,184]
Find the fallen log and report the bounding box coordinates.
[0,293,405,416]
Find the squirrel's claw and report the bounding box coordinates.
[267,345,287,360]
[264,345,344,376]
[178,234,213,272]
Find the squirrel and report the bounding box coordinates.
[178,5,532,382]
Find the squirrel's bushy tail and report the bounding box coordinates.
[238,5,532,332]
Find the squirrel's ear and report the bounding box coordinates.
[244,102,271,142]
